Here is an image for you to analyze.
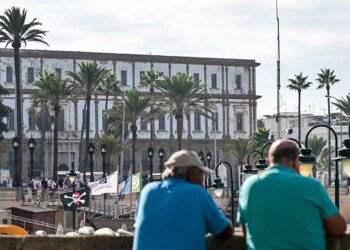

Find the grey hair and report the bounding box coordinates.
[161,166,188,180]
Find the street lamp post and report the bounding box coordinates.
[299,124,340,207]
[198,151,206,188]
[101,143,107,216]
[68,160,77,230]
[28,137,36,180]
[206,152,212,187]
[148,146,154,182]
[88,142,95,182]
[158,147,165,173]
[211,161,235,235]
[12,136,20,187]
[241,150,260,187]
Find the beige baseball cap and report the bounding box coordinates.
[164,150,214,174]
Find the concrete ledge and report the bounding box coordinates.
[0,234,349,250]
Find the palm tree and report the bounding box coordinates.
[96,72,121,133]
[227,138,252,189]
[153,73,210,150]
[308,136,327,177]
[140,69,160,145]
[316,68,339,186]
[67,62,109,178]
[107,89,158,173]
[252,126,270,149]
[31,71,75,180]
[0,7,48,186]
[287,73,312,142]
[333,94,350,117]
[94,134,129,174]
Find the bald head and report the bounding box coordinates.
[268,139,299,170]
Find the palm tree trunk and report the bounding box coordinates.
[13,47,22,187]
[78,102,87,173]
[104,93,109,133]
[131,124,137,173]
[53,107,59,181]
[40,105,46,177]
[298,90,301,142]
[176,116,183,150]
[327,87,331,186]
[95,95,99,138]
[84,96,91,182]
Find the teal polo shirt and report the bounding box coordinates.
[133,178,229,250]
[237,165,338,250]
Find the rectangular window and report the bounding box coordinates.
[55,68,62,80]
[7,110,14,130]
[194,112,201,131]
[82,109,87,130]
[28,114,36,130]
[237,112,244,131]
[211,74,217,88]
[158,113,166,130]
[212,112,218,131]
[123,151,130,169]
[140,112,148,131]
[28,67,34,83]
[121,70,127,86]
[193,73,199,86]
[6,66,13,83]
[141,150,149,168]
[235,74,241,89]
[58,110,65,131]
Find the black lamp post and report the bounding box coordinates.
[242,150,261,186]
[101,143,107,216]
[206,152,212,187]
[299,124,340,208]
[198,151,206,188]
[148,146,154,182]
[88,142,95,182]
[68,160,77,230]
[28,136,36,180]
[211,161,235,235]
[158,147,165,173]
[12,136,20,187]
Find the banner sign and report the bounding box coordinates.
[60,187,90,211]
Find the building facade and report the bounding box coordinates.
[0,49,260,180]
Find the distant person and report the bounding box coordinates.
[238,139,346,250]
[133,150,233,250]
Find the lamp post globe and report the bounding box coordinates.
[206,152,212,186]
[88,142,95,182]
[28,137,36,180]
[148,146,154,182]
[158,147,165,173]
[286,127,293,135]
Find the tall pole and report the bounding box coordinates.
[327,94,332,186]
[213,101,217,166]
[276,0,281,139]
[120,90,126,178]
[70,160,76,230]
[29,149,34,180]
[101,144,107,217]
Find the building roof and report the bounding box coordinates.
[0,49,260,67]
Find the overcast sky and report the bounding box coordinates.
[2,0,350,118]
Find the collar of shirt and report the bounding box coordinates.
[266,164,298,174]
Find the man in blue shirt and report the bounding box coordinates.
[133,150,232,250]
[238,139,346,250]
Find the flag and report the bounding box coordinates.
[89,171,118,196]
[119,172,141,196]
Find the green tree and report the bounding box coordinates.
[308,135,327,177]
[287,73,312,142]
[332,94,350,117]
[0,84,10,134]
[67,62,109,176]
[153,73,210,150]
[252,126,270,149]
[316,68,339,185]
[31,71,75,180]
[94,134,129,174]
[0,7,48,185]
[96,72,121,133]
[107,89,158,173]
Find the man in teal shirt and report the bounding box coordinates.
[238,139,346,250]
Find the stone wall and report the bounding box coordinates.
[0,234,348,250]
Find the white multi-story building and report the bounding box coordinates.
[0,49,260,180]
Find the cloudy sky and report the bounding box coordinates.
[2,0,350,117]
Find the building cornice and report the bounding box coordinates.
[0,48,260,67]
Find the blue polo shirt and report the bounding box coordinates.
[133,178,229,250]
[237,165,338,250]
